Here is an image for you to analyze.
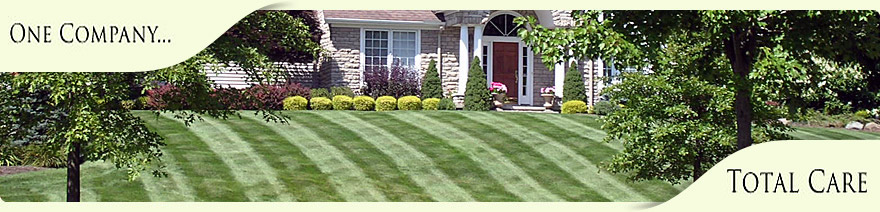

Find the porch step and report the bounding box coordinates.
[496,105,558,113]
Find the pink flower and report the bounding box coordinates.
[489,82,507,94]
[541,86,555,94]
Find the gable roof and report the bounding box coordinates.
[323,10,442,23]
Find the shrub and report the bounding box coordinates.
[212,87,247,109]
[146,84,187,110]
[421,59,442,99]
[121,100,136,110]
[309,97,333,110]
[422,98,440,110]
[376,96,397,111]
[283,96,308,110]
[331,86,355,97]
[438,98,456,110]
[364,65,421,98]
[311,88,330,98]
[594,101,620,115]
[353,96,375,111]
[136,96,150,109]
[332,95,353,110]
[854,110,870,119]
[464,57,491,111]
[398,96,422,110]
[561,100,588,114]
[241,83,311,110]
[563,62,587,103]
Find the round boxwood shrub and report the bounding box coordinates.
[422,98,440,110]
[283,96,308,111]
[332,95,353,110]
[353,96,375,111]
[561,100,588,114]
[438,98,456,110]
[310,97,333,110]
[376,96,397,111]
[398,96,422,110]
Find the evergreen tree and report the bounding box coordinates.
[562,62,587,103]
[464,57,491,111]
[421,59,442,99]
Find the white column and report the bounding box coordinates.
[554,62,564,97]
[473,25,483,63]
[457,26,470,95]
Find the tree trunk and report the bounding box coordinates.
[66,142,81,202]
[726,28,755,150]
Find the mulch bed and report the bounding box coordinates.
[0,166,47,176]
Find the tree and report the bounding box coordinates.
[519,10,880,149]
[421,60,442,99]
[562,62,587,103]
[0,10,321,202]
[464,57,491,111]
[518,10,879,182]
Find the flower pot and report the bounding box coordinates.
[492,93,505,108]
[541,93,555,109]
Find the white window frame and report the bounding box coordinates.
[481,36,533,105]
[360,28,421,73]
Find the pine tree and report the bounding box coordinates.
[464,57,491,111]
[563,62,587,103]
[421,59,442,99]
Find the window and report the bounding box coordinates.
[482,45,489,75]
[521,46,528,96]
[363,29,418,70]
[484,14,522,37]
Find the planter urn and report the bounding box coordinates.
[541,93,555,109]
[492,93,505,108]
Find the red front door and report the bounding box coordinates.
[492,42,518,99]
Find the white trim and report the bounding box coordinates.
[554,62,564,97]
[482,36,534,105]
[326,18,443,30]
[458,26,469,95]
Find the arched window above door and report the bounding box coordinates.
[483,14,522,37]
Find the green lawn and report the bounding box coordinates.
[1,111,878,202]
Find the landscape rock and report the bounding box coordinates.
[778,118,791,126]
[845,121,864,130]
[864,122,880,131]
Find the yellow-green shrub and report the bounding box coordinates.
[353,96,375,111]
[283,96,308,110]
[422,98,440,110]
[562,100,588,114]
[310,97,332,110]
[376,96,397,111]
[398,96,422,110]
[332,95,353,110]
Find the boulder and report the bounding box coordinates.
[865,122,880,131]
[778,118,791,126]
[845,121,864,130]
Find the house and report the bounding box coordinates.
[211,10,622,107]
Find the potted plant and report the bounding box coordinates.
[489,82,507,108]
[540,86,556,109]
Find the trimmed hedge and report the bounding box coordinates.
[331,86,355,97]
[594,101,620,115]
[563,62,587,103]
[332,95,353,110]
[422,98,440,110]
[464,57,491,111]
[438,98,456,110]
[353,96,375,111]
[398,96,422,110]
[562,100,588,114]
[376,96,397,111]
[421,59,442,99]
[310,97,333,110]
[311,88,330,98]
[283,96,308,110]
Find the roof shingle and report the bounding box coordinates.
[323,10,441,22]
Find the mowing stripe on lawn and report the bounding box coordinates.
[422,112,608,201]
[314,111,475,201]
[394,112,564,202]
[164,114,293,201]
[362,112,521,201]
[146,114,248,201]
[243,113,387,202]
[290,112,432,201]
[790,129,830,140]
[138,151,196,201]
[524,113,621,150]
[219,116,344,201]
[796,127,862,140]
[83,162,151,201]
[498,112,684,200]
[468,112,650,202]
